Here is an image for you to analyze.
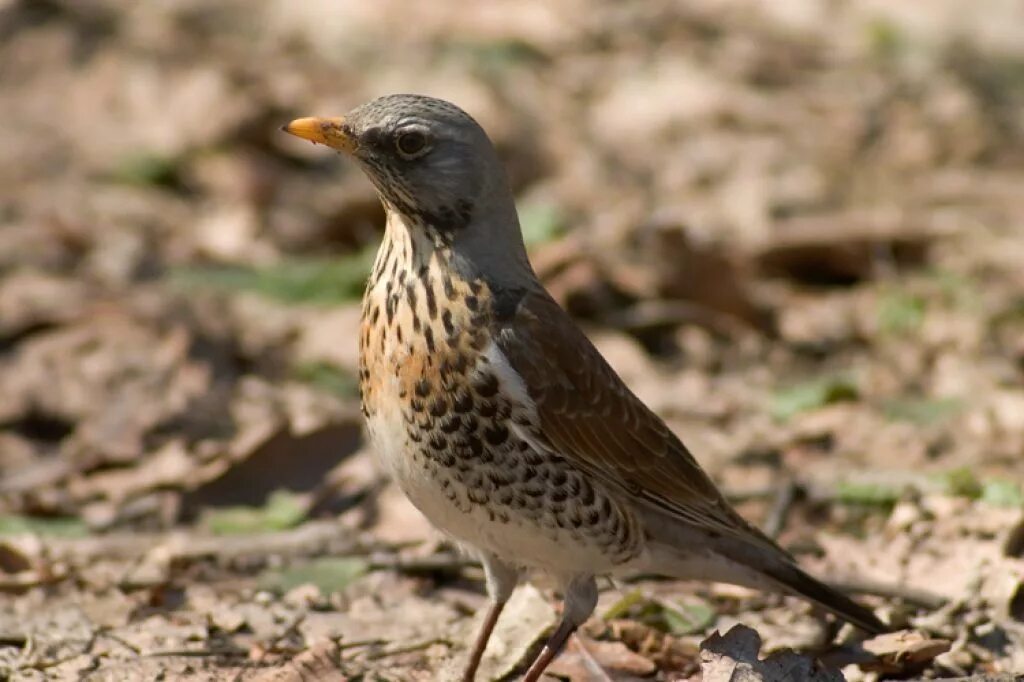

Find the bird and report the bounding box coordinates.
[282,94,887,681]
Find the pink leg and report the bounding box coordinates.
[461,599,507,682]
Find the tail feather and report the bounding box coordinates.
[643,512,889,635]
[759,559,888,635]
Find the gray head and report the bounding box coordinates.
[283,94,527,271]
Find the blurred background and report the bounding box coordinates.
[1,0,1023,679]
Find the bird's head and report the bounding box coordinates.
[283,94,520,246]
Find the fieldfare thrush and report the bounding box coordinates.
[283,94,887,682]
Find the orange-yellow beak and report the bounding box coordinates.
[281,116,356,154]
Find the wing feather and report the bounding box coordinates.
[494,289,749,537]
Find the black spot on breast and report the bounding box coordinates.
[385,295,396,325]
[468,332,488,352]
[523,450,544,466]
[524,485,545,498]
[439,415,461,433]
[442,310,454,335]
[452,390,474,413]
[464,295,479,312]
[429,398,447,417]
[424,280,437,319]
[415,378,431,398]
[487,471,509,487]
[452,354,469,373]
[474,373,499,397]
[484,424,508,446]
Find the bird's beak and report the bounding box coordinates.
[281,116,356,154]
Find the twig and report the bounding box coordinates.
[762,479,799,539]
[97,629,141,657]
[601,300,754,337]
[337,638,387,652]
[826,578,947,610]
[364,638,451,660]
[0,569,66,590]
[40,520,381,571]
[571,635,614,682]
[367,553,478,574]
[230,611,308,682]
[146,646,249,658]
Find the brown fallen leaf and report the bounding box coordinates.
[0,542,31,574]
[859,630,951,675]
[699,624,843,682]
[546,636,658,680]
[0,271,89,339]
[0,535,65,591]
[251,639,347,681]
[2,316,209,467]
[756,213,931,286]
[607,220,771,332]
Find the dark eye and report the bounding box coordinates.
[395,131,428,158]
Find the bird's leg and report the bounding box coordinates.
[462,553,518,682]
[522,574,598,682]
[462,600,506,682]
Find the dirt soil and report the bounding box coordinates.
[2,1,1024,680]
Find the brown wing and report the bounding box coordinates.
[496,290,891,635]
[493,289,749,537]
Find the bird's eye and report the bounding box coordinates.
[395,130,428,158]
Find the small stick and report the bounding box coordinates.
[826,578,947,610]
[762,479,799,539]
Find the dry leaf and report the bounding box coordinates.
[859,630,951,674]
[699,625,842,682]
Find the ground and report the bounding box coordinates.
[1,1,1024,680]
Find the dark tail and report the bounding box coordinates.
[758,559,888,635]
[644,514,889,635]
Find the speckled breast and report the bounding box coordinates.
[357,226,643,571]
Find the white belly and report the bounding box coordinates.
[363,359,634,575]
